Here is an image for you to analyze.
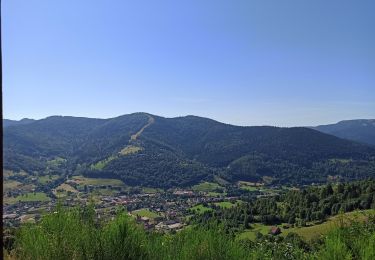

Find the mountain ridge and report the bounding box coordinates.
[312,119,375,146]
[4,113,375,188]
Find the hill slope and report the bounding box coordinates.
[313,119,375,146]
[4,113,375,188]
[3,118,35,127]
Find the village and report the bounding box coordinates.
[3,185,248,233]
[4,170,289,235]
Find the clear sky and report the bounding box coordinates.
[3,0,375,126]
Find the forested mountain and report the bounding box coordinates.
[4,113,375,188]
[313,119,375,146]
[3,118,35,127]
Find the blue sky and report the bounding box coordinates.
[3,0,375,126]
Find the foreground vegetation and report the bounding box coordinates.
[4,204,375,260]
[193,180,375,235]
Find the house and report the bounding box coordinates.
[167,223,183,230]
[269,226,281,235]
[140,216,150,223]
[155,222,168,231]
[3,214,18,220]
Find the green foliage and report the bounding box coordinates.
[8,204,375,260]
[14,204,100,260]
[100,214,149,259]
[159,225,249,260]
[193,180,375,233]
[317,217,375,260]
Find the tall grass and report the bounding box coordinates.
[316,217,375,260]
[7,205,375,260]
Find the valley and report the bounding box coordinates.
[3,169,286,232]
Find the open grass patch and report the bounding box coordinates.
[206,191,224,197]
[119,145,143,155]
[91,156,117,170]
[238,181,263,192]
[132,208,160,219]
[3,180,23,192]
[5,192,51,204]
[240,186,259,191]
[283,209,375,241]
[47,157,67,167]
[190,204,213,214]
[192,182,221,192]
[72,176,125,187]
[214,201,235,208]
[237,223,272,240]
[53,183,79,198]
[38,175,60,184]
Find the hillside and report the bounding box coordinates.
[313,119,375,146]
[4,113,375,188]
[3,118,35,127]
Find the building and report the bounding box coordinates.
[269,226,281,235]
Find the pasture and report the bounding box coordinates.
[5,192,51,204]
[190,204,213,214]
[72,176,125,187]
[192,182,221,192]
[132,208,160,219]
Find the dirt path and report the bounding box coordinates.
[130,115,155,142]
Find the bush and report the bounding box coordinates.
[9,205,375,260]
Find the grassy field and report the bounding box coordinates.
[238,181,263,186]
[132,208,160,219]
[192,182,221,192]
[3,180,23,192]
[3,181,36,198]
[119,145,143,155]
[282,209,375,241]
[240,185,259,191]
[214,201,236,208]
[47,157,67,167]
[238,181,263,191]
[5,192,51,204]
[72,176,125,186]
[237,223,271,240]
[58,183,78,193]
[53,183,79,198]
[91,156,117,170]
[206,191,225,197]
[4,170,28,178]
[38,175,60,184]
[237,209,375,242]
[190,204,213,214]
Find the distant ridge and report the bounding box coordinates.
[4,113,375,188]
[3,118,36,127]
[313,119,375,146]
